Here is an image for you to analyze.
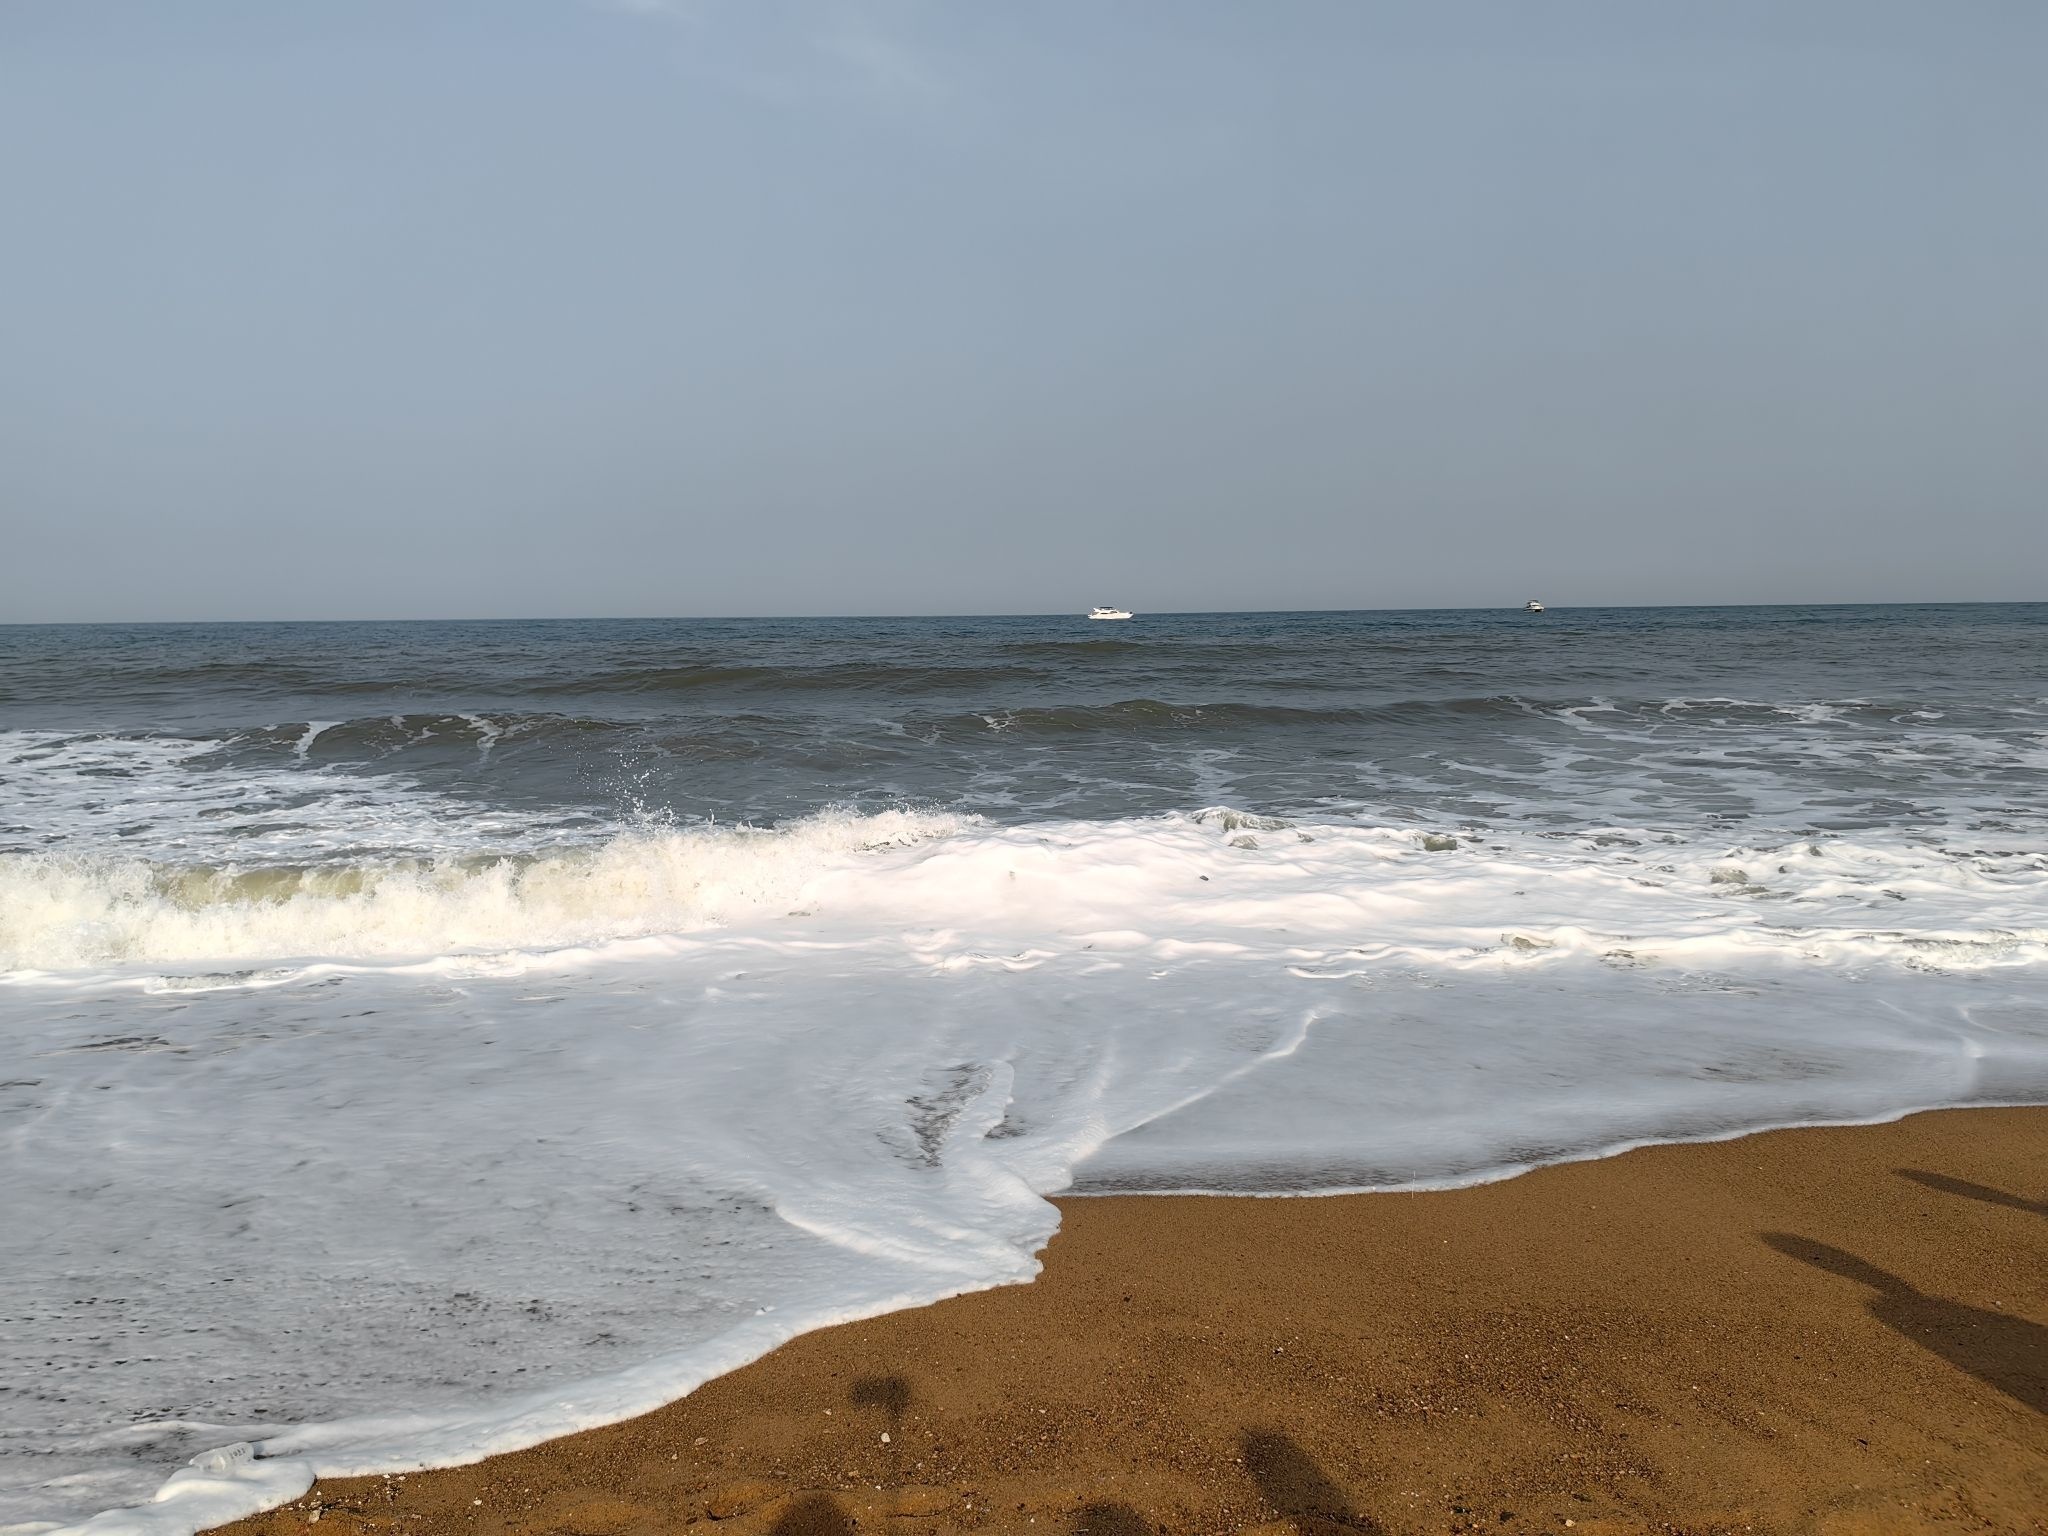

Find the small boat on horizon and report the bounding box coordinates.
[1088,606,1134,621]
[1523,599,1545,613]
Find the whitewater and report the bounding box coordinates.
[4,608,2046,1536]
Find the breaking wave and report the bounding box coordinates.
[8,804,2048,976]
[0,808,969,970]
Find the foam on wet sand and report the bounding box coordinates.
[208,1108,2048,1536]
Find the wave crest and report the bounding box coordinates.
[0,808,969,971]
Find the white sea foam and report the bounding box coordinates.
[4,805,2045,975]
[0,731,574,866]
[0,808,967,971]
[6,809,2048,1536]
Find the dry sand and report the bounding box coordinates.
[216,1108,2047,1536]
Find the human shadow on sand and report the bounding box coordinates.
[767,1492,854,1536]
[1241,1429,1380,1533]
[850,1373,912,1487]
[765,1375,918,1533]
[1762,1232,2045,1414]
[850,1373,913,1425]
[1066,1434,1376,1535]
[1897,1168,2047,1219]
[1071,1504,1152,1535]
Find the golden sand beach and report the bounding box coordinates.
[214,1108,2047,1536]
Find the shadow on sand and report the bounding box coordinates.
[789,1374,1381,1532]
[767,1492,855,1536]
[1241,1429,1379,1534]
[1897,1168,2047,1219]
[1066,1430,1376,1534]
[850,1374,913,1425]
[1762,1232,2045,1415]
[765,1376,918,1533]
[1071,1504,1153,1535]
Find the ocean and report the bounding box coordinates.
[5,605,2047,1534]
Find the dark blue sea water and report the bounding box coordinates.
[6,604,2046,852]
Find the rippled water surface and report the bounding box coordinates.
[7,605,2047,845]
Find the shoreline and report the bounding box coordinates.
[209,1106,2048,1536]
[1064,1099,2048,1200]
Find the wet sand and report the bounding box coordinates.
[217,1108,2047,1536]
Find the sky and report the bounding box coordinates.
[2,1,2044,622]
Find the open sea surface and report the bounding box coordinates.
[5,605,2047,1533]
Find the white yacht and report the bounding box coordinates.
[1088,606,1134,621]
[1523,599,1545,613]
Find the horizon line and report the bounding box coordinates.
[3,597,2046,628]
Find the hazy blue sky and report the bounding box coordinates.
[3,2,2043,621]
